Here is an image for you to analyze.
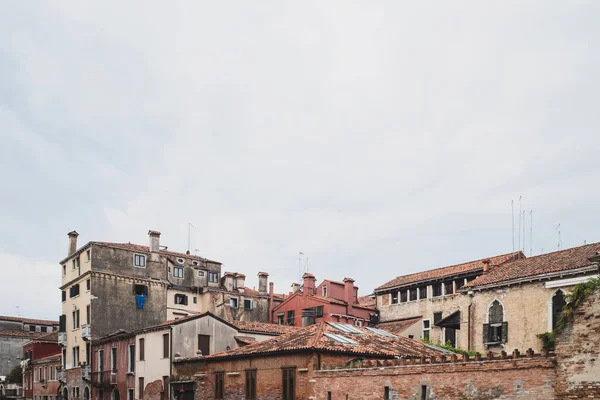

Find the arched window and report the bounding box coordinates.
[83,387,90,400]
[62,388,69,400]
[111,389,120,400]
[552,290,566,330]
[484,300,507,345]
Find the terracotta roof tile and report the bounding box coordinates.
[376,251,524,291]
[234,336,257,346]
[189,322,441,361]
[230,320,299,335]
[357,296,376,308]
[0,329,47,339]
[464,243,600,289]
[375,317,422,335]
[0,316,58,326]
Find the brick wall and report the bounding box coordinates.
[314,356,556,400]
[554,288,600,399]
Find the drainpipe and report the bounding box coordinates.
[467,291,474,352]
[169,326,173,400]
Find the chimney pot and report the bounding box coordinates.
[148,230,161,252]
[302,273,316,295]
[68,231,79,256]
[258,272,269,294]
[343,277,356,315]
[482,259,491,273]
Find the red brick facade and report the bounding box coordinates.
[91,334,136,400]
[22,334,62,400]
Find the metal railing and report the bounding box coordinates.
[81,324,91,340]
[91,371,117,388]
[58,332,67,346]
[81,364,91,380]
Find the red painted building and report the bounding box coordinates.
[271,273,376,327]
[22,332,62,400]
[91,332,136,400]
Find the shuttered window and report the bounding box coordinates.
[282,367,296,400]
[245,369,256,400]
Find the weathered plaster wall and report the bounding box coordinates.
[135,329,171,400]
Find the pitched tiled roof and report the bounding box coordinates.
[34,331,59,343]
[230,320,299,335]
[0,315,58,326]
[463,243,600,289]
[0,329,47,339]
[93,242,222,264]
[375,317,422,335]
[357,296,376,308]
[186,322,441,361]
[375,251,524,291]
[234,336,257,346]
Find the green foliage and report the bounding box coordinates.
[7,365,23,384]
[421,337,477,356]
[537,276,600,350]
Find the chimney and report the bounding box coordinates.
[291,282,301,294]
[235,273,246,293]
[302,273,316,295]
[258,272,269,294]
[343,277,355,316]
[148,230,161,252]
[482,259,491,273]
[67,231,79,256]
[223,272,235,291]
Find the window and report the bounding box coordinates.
[162,334,169,358]
[111,348,117,373]
[72,258,80,270]
[233,279,238,290]
[139,378,144,400]
[433,283,442,297]
[433,312,442,325]
[409,287,418,301]
[86,279,91,291]
[421,385,428,400]
[198,270,205,277]
[72,346,80,367]
[391,291,398,304]
[483,300,507,344]
[70,284,80,298]
[456,278,465,291]
[162,376,169,400]
[98,349,104,372]
[139,338,145,361]
[133,285,148,296]
[322,285,327,297]
[193,296,197,304]
[62,291,66,302]
[209,272,219,283]
[287,310,295,326]
[423,319,431,340]
[87,305,91,325]
[315,306,324,318]
[86,249,91,262]
[328,392,332,400]
[128,345,135,373]
[176,258,184,264]
[29,325,36,332]
[444,281,453,295]
[127,389,134,400]
[245,369,256,400]
[215,371,224,399]
[282,367,296,400]
[229,297,239,308]
[62,265,66,276]
[198,335,210,356]
[192,260,199,266]
[244,299,252,310]
[41,326,47,333]
[384,386,390,400]
[552,290,566,330]
[400,290,407,303]
[354,320,362,326]
[419,286,427,299]
[277,313,284,325]
[173,267,184,278]
[134,254,146,268]
[174,294,188,305]
[72,310,80,329]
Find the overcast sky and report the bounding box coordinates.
[1,2,599,320]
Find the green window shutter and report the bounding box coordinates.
[501,322,508,343]
[483,323,490,344]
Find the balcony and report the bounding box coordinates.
[81,324,91,341]
[91,371,117,388]
[81,364,91,381]
[57,369,66,383]
[58,332,67,346]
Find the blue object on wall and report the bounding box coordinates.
[136,295,146,309]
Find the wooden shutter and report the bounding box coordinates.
[482,323,490,344]
[163,334,169,358]
[139,338,145,361]
[59,315,66,332]
[501,322,508,343]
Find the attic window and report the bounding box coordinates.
[324,333,358,345]
[364,327,397,338]
[133,285,148,296]
[198,270,205,277]
[327,322,363,335]
[133,254,146,268]
[176,258,185,264]
[192,261,199,266]
[173,267,184,278]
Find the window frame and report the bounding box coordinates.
[111,347,117,373]
[229,297,239,309]
[133,254,146,268]
[209,272,219,283]
[244,299,252,310]
[174,294,188,305]
[215,371,224,400]
[281,367,296,400]
[422,319,431,340]
[139,338,145,361]
[245,369,257,400]
[172,266,184,279]
[162,333,169,359]
[128,344,135,373]
[287,310,295,326]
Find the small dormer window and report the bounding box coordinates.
[177,258,185,264]
[198,270,205,277]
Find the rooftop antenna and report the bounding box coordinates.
[541,247,544,254]
[187,223,194,253]
[529,210,533,256]
[518,196,522,251]
[305,257,309,273]
[511,200,515,251]
[556,224,562,250]
[298,252,304,281]
[522,209,526,253]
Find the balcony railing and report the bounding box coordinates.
[81,324,91,341]
[58,332,67,346]
[57,370,66,383]
[91,371,117,388]
[81,364,91,381]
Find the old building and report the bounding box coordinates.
[90,312,296,400]
[272,273,376,327]
[172,322,440,400]
[22,332,62,400]
[375,243,600,353]
[0,316,58,377]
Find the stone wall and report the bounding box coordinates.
[554,288,600,399]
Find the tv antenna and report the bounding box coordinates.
[556,224,562,250]
[187,223,194,253]
[529,210,533,256]
[518,196,522,251]
[511,200,515,251]
[298,252,304,281]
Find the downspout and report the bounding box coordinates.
[467,291,474,352]
[169,326,173,400]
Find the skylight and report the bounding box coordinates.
[365,327,398,338]
[327,322,364,335]
[324,333,359,345]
